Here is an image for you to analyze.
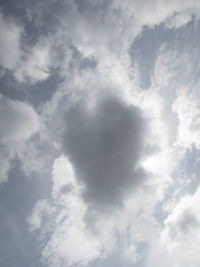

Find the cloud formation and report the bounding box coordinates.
[62,92,149,209]
[1,0,200,267]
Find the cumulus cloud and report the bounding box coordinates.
[28,153,161,267]
[29,81,168,265]
[141,19,200,267]
[28,156,107,267]
[153,187,200,267]
[2,0,199,267]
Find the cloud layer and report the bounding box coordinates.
[1,1,200,267]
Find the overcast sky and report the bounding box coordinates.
[1,0,200,267]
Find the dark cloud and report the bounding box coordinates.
[62,93,148,209]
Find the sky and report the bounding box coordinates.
[0,0,200,267]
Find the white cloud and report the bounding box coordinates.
[158,186,200,267]
[29,156,104,267]
[27,61,175,264]
[27,199,52,231]
[60,0,200,65]
[15,37,52,83]
[28,152,163,266]
[141,20,200,267]
[173,94,200,149]
[114,0,200,28]
[123,244,140,265]
[22,0,200,84]
[3,0,197,89]
[27,42,178,267]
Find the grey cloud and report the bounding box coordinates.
[0,95,39,143]
[177,210,200,233]
[0,11,22,70]
[62,93,148,209]
[0,95,39,183]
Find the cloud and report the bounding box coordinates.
[17,1,200,267]
[1,0,197,87]
[142,22,200,267]
[0,12,22,70]
[14,37,52,83]
[41,215,101,267]
[0,96,39,143]
[0,145,14,184]
[173,94,200,149]
[25,24,181,266]
[151,26,200,152]
[62,91,149,209]
[22,0,200,80]
[157,187,200,267]
[0,9,56,84]
[28,156,107,267]
[0,95,39,183]
[1,0,199,85]
[115,0,200,28]
[28,154,160,267]
[27,199,52,231]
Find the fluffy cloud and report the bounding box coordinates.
[151,186,200,267]
[21,0,200,81]
[173,93,200,149]
[28,156,107,266]
[1,0,198,85]
[9,1,199,267]
[26,51,170,263]
[28,152,161,267]
[140,19,200,267]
